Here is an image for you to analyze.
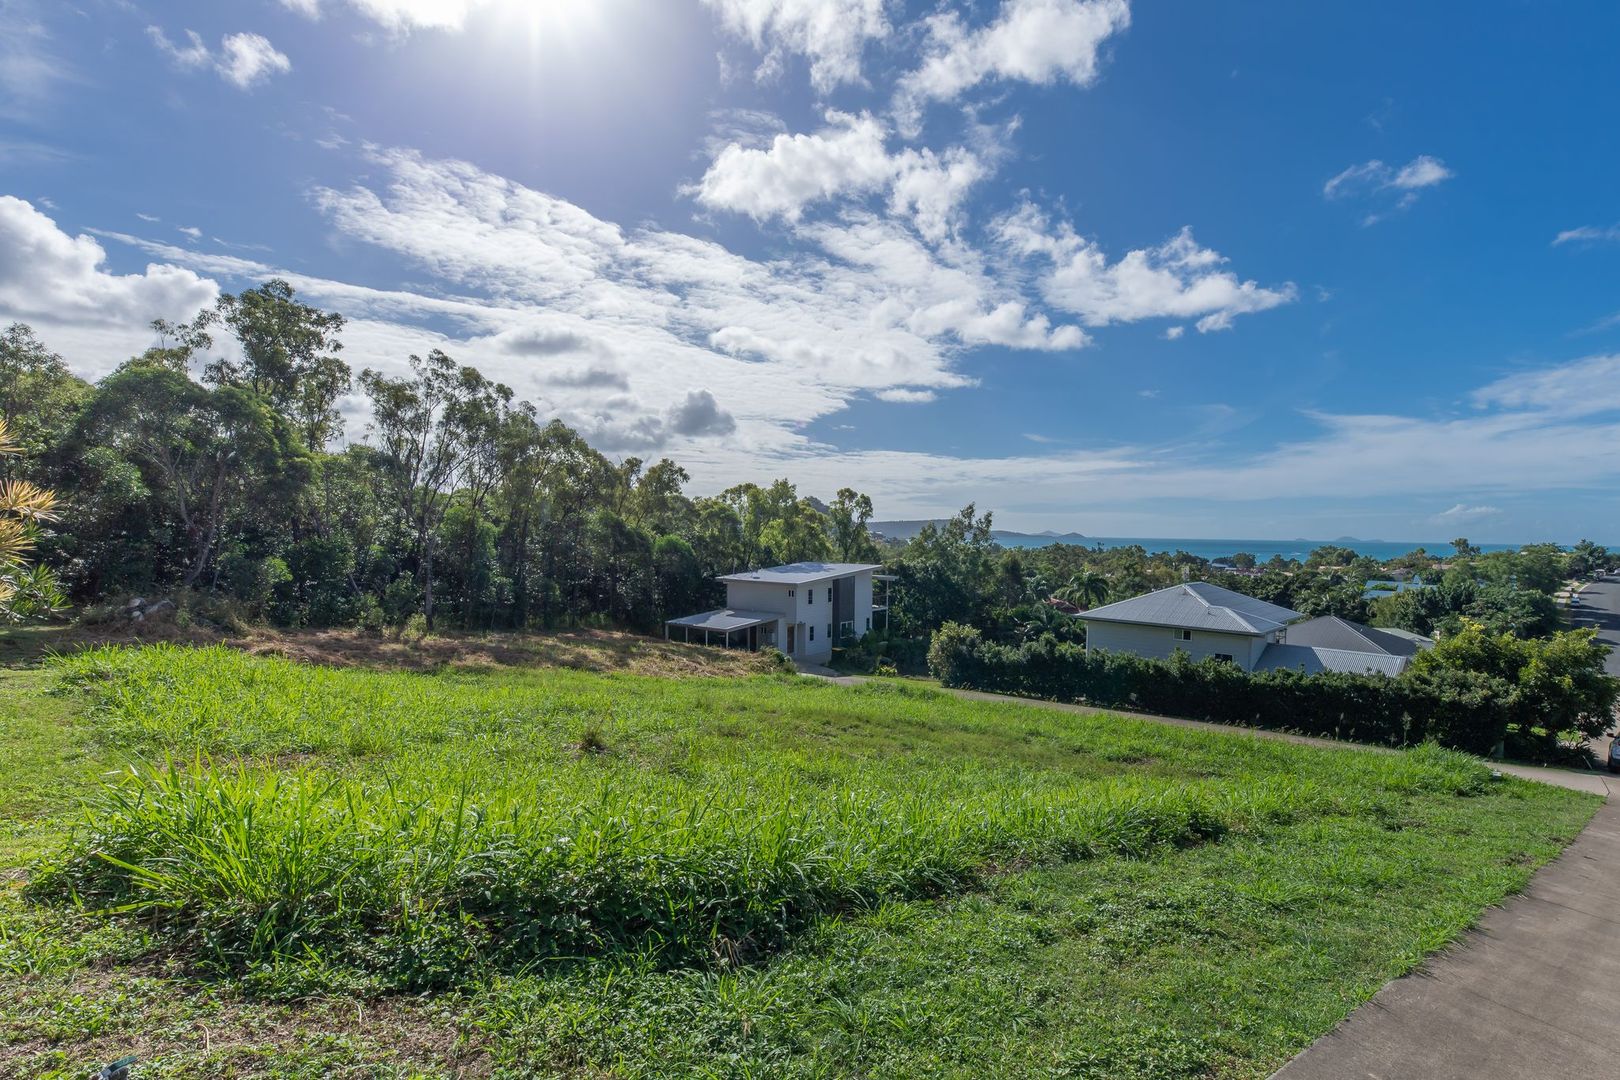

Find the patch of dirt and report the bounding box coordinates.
[0,619,776,680]
[0,977,494,1078]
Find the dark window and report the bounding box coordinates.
[788,589,795,597]
[1177,629,1192,641]
[807,590,814,604]
[827,587,833,602]
[1214,653,1235,664]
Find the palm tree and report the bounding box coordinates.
[1056,568,1109,609]
[0,418,63,621]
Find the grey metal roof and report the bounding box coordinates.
[665,608,782,632]
[1078,581,1304,635]
[1378,627,1437,650]
[1286,616,1428,657]
[1255,643,1410,677]
[718,562,883,585]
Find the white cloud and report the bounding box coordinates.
[995,202,1295,330]
[217,32,293,88]
[1391,155,1453,190]
[1471,354,1620,418]
[875,387,937,403]
[1,2,73,118]
[689,111,896,221]
[148,27,291,89]
[51,193,1620,536]
[701,0,890,92]
[895,0,1131,135]
[279,0,323,17]
[147,26,212,69]
[81,145,1077,453]
[689,110,990,241]
[1553,224,1620,246]
[1323,154,1453,224]
[1434,503,1501,522]
[1162,325,1184,340]
[177,225,202,239]
[0,196,217,329]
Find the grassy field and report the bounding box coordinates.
[0,640,1599,1078]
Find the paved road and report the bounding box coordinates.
[1567,573,1620,677]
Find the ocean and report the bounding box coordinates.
[992,535,1520,562]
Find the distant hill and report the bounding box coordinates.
[871,520,1089,546]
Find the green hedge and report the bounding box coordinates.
[927,623,1513,756]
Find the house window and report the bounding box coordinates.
[787,589,795,597]
[1177,629,1193,641]
[809,625,815,641]
[827,624,832,640]
[826,587,833,603]
[1214,653,1235,664]
[807,590,814,604]
[865,616,870,630]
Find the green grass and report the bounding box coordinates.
[0,642,1600,1078]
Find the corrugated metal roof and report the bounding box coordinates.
[665,608,782,632]
[1254,643,1410,677]
[1079,581,1303,635]
[1286,616,1428,657]
[718,562,883,585]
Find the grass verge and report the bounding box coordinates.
[0,642,1599,1078]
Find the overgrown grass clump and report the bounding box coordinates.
[31,645,1501,989]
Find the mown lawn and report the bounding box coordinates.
[0,643,1599,1078]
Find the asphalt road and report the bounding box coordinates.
[1567,573,1620,677]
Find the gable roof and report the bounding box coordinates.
[718,562,883,585]
[1254,643,1411,677]
[1078,581,1303,635]
[1286,615,1430,657]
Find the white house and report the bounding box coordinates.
[665,562,885,664]
[1078,581,1432,676]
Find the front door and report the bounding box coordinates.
[786,624,796,653]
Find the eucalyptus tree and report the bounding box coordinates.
[206,280,350,449]
[75,364,309,588]
[358,350,508,629]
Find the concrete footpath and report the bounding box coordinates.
[1271,797,1620,1079]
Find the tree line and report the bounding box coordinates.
[0,282,884,632]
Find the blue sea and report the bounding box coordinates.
[996,535,1520,562]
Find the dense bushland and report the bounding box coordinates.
[927,623,1617,760]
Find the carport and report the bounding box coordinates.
[664,608,783,650]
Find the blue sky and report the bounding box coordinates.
[2,0,1619,543]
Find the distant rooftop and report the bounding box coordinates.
[718,562,883,585]
[1079,581,1304,635]
[1254,643,1411,677]
[1286,615,1431,657]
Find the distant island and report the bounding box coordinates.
[870,520,1090,546]
[868,523,1513,563]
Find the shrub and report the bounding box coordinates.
[926,630,1520,756]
